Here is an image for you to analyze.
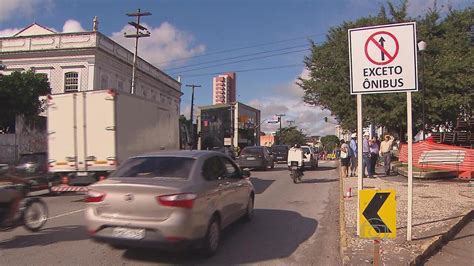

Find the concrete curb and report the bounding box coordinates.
[338,162,350,265]
[410,209,474,266]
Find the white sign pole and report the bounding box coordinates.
[407,91,413,241]
[356,94,363,236]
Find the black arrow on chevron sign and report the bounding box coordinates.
[362,192,391,233]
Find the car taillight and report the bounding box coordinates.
[85,190,106,203]
[157,193,197,209]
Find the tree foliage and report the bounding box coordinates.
[276,126,307,146]
[0,71,51,131]
[320,135,340,152]
[298,1,473,135]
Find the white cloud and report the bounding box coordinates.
[62,20,86,33]
[0,28,21,37]
[248,69,336,137]
[111,22,206,68]
[0,0,53,22]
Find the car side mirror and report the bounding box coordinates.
[241,170,251,178]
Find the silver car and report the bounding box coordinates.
[85,150,254,256]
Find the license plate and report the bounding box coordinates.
[77,172,88,176]
[247,157,255,160]
[112,227,145,240]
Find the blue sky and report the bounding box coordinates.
[1,0,471,135]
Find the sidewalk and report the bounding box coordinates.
[340,164,474,265]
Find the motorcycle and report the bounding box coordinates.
[0,184,48,232]
[289,161,303,183]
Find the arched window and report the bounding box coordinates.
[64,72,79,92]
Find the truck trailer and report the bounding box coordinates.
[47,89,179,192]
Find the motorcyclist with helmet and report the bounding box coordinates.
[287,143,305,181]
[0,171,30,226]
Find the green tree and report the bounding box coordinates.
[276,126,306,146]
[320,135,340,152]
[298,1,473,135]
[0,71,50,132]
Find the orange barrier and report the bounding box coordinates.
[399,141,473,179]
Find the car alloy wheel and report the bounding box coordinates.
[244,197,254,222]
[203,218,220,256]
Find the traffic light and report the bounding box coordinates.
[324,117,328,122]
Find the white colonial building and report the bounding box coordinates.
[0,22,182,163]
[0,22,182,110]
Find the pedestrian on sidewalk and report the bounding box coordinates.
[369,136,379,178]
[349,133,358,177]
[379,134,395,176]
[340,139,350,178]
[362,132,371,178]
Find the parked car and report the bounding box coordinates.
[11,152,59,192]
[85,150,255,256]
[238,146,274,171]
[301,146,318,170]
[271,145,290,163]
[211,146,236,160]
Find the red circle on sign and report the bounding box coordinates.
[364,31,399,65]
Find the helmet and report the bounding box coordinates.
[351,133,357,138]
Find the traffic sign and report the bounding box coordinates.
[349,22,418,94]
[359,189,396,239]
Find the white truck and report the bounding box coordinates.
[47,89,179,192]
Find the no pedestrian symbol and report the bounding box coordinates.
[359,189,396,239]
[348,22,418,94]
[364,31,399,65]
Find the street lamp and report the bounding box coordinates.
[418,40,427,140]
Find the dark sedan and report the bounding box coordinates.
[238,146,274,171]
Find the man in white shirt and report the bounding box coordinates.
[379,135,395,176]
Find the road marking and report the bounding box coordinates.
[47,208,86,220]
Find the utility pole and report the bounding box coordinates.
[186,84,201,150]
[275,114,286,132]
[275,114,286,144]
[125,9,151,94]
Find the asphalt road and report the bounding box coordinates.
[0,161,341,265]
[425,217,474,266]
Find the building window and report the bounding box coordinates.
[117,80,124,91]
[64,72,79,92]
[101,74,109,89]
[36,73,48,81]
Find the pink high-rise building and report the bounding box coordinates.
[212,72,236,104]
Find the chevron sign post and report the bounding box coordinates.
[359,189,396,239]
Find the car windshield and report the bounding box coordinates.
[272,146,288,152]
[303,147,311,154]
[19,154,42,164]
[110,157,195,179]
[241,148,262,155]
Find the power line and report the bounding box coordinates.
[164,44,309,71]
[168,48,310,75]
[182,64,304,77]
[156,33,324,65]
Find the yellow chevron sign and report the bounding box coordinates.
[359,189,396,238]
